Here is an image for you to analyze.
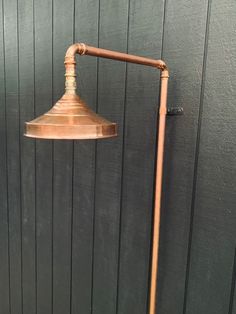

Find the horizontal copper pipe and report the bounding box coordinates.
[66,42,167,69]
[83,44,167,69]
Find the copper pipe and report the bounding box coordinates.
[64,43,167,94]
[81,44,166,69]
[64,43,169,314]
[149,69,169,314]
[64,43,86,94]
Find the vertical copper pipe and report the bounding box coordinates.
[64,43,86,94]
[149,69,169,314]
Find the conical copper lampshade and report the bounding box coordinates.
[25,93,117,139]
[25,43,117,140]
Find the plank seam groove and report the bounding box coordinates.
[90,1,101,312]
[69,1,76,313]
[1,0,11,312]
[32,0,38,312]
[16,0,24,311]
[115,0,131,313]
[51,1,54,314]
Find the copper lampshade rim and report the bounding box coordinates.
[24,133,117,140]
[25,121,117,127]
[25,119,117,140]
[24,92,118,139]
[25,120,118,140]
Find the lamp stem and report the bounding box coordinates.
[149,69,169,314]
[64,43,86,94]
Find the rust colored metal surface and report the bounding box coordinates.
[25,93,117,139]
[25,42,169,314]
[149,69,169,314]
[82,44,167,69]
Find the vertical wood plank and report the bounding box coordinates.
[117,1,165,313]
[18,0,36,312]
[92,0,129,313]
[3,0,22,313]
[34,0,53,313]
[185,1,236,313]
[52,0,74,313]
[0,0,10,312]
[71,0,99,313]
[157,0,209,313]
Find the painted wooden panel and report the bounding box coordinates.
[0,0,235,313]
[3,0,22,312]
[185,1,236,313]
[158,0,209,313]
[34,1,53,313]
[18,0,36,313]
[0,0,10,312]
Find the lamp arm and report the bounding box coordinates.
[64,42,168,94]
[64,42,169,314]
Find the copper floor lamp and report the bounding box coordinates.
[25,43,169,314]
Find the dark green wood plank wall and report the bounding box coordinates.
[0,0,10,312]
[185,1,236,313]
[34,1,53,313]
[0,0,235,313]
